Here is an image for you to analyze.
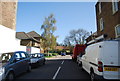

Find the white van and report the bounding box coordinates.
[81,40,120,81]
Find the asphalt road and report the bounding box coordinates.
[15,55,90,81]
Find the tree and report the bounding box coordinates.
[64,36,72,46]
[64,28,90,46]
[41,14,57,53]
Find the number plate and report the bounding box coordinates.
[104,67,119,71]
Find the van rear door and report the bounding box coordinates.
[102,41,120,80]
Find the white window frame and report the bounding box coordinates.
[115,24,120,38]
[100,18,104,31]
[99,2,101,14]
[112,0,119,14]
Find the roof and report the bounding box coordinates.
[55,46,70,50]
[55,46,65,50]
[27,31,41,38]
[16,32,40,43]
[16,32,32,39]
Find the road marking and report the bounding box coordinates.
[52,66,61,80]
[61,60,64,64]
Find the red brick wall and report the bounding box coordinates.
[96,2,120,39]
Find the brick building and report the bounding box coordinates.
[0,0,18,53]
[96,0,120,40]
[86,0,120,44]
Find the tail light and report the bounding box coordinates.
[98,61,103,72]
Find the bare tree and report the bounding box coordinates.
[64,36,72,46]
[64,28,90,46]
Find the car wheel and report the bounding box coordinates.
[37,62,40,66]
[90,71,96,81]
[7,72,15,81]
[27,65,31,72]
[43,60,45,65]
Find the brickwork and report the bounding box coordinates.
[96,2,120,39]
[0,1,17,30]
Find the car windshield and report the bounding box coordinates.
[31,54,38,58]
[0,53,13,63]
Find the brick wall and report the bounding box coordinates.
[96,2,120,39]
[0,1,2,25]
[0,1,17,30]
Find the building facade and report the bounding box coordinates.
[0,1,18,53]
[96,0,120,40]
[0,1,17,30]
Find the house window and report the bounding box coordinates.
[115,25,120,37]
[99,2,101,14]
[112,0,119,14]
[100,18,104,31]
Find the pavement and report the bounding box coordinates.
[15,55,90,81]
[46,55,72,60]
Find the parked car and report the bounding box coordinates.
[77,53,84,66]
[61,52,66,56]
[81,40,120,81]
[0,51,31,81]
[30,53,46,66]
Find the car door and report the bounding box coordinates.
[37,54,43,65]
[40,54,45,63]
[20,52,29,72]
[11,52,23,75]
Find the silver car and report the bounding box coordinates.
[0,51,31,81]
[77,53,84,66]
[30,53,46,67]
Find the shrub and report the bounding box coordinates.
[52,53,59,56]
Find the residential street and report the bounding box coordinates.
[15,55,90,81]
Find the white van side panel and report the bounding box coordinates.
[88,42,103,76]
[84,42,103,75]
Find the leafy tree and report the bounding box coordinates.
[41,14,57,53]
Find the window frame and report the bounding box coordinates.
[20,52,27,58]
[100,18,104,31]
[112,0,119,14]
[14,52,21,61]
[115,24,120,38]
[99,2,102,14]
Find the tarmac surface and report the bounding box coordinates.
[15,55,90,81]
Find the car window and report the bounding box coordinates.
[0,53,13,63]
[21,53,27,58]
[38,54,41,58]
[80,54,83,57]
[40,54,44,57]
[31,54,38,58]
[34,54,38,57]
[15,53,21,60]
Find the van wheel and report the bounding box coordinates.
[90,71,95,81]
[7,72,15,81]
